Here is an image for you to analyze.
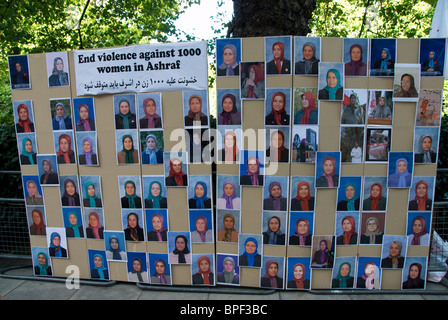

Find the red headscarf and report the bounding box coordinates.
[294,181,312,211]
[223,131,239,162]
[413,180,429,211]
[270,91,286,125]
[269,130,286,162]
[272,42,285,74]
[17,104,33,132]
[247,64,264,99]
[299,92,318,124]
[196,256,212,285]
[342,216,357,245]
[368,183,384,211]
[292,263,306,289]
[168,158,186,186]
[56,134,74,164]
[30,209,46,236]
[411,216,427,245]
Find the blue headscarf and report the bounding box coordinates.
[144,134,159,164]
[380,48,391,69]
[243,237,259,267]
[344,182,357,211]
[124,180,137,208]
[335,262,352,288]
[85,181,98,208]
[36,251,50,275]
[193,181,210,209]
[145,181,164,208]
[55,103,67,129]
[68,212,81,238]
[93,254,107,279]
[395,158,411,187]
[50,232,63,257]
[324,69,342,100]
[21,137,35,164]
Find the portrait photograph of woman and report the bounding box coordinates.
[367,90,393,125]
[310,235,334,268]
[359,213,385,245]
[216,254,240,286]
[336,176,362,211]
[265,127,290,163]
[288,212,314,247]
[104,231,127,261]
[370,38,396,77]
[356,257,381,289]
[183,90,209,128]
[192,254,215,286]
[265,36,292,75]
[238,234,262,268]
[122,209,145,242]
[32,247,52,277]
[23,175,44,206]
[240,61,265,100]
[118,176,143,209]
[335,212,360,246]
[239,150,264,187]
[402,257,427,290]
[260,256,285,290]
[387,152,414,188]
[168,231,191,264]
[217,128,241,163]
[262,211,287,246]
[26,206,47,236]
[393,64,421,102]
[216,209,240,243]
[331,257,357,289]
[140,130,164,165]
[13,100,35,133]
[145,209,168,242]
[8,55,31,89]
[290,176,315,212]
[263,176,289,212]
[420,37,446,77]
[415,89,442,127]
[408,177,435,212]
[37,154,59,186]
[293,87,319,125]
[17,133,38,165]
[286,257,311,290]
[114,94,137,130]
[291,125,319,163]
[53,131,76,164]
[62,208,84,238]
[46,52,69,87]
[87,249,109,280]
[80,176,103,208]
[406,212,432,246]
[413,126,439,164]
[315,151,341,188]
[216,175,241,211]
[50,99,73,131]
[265,89,291,126]
[189,210,214,243]
[341,89,366,125]
[188,175,212,209]
[216,38,241,77]
[76,132,98,166]
[116,130,139,165]
[47,227,68,258]
[340,126,364,163]
[84,209,105,240]
[217,88,241,126]
[126,252,149,283]
[148,253,172,285]
[163,152,188,187]
[137,92,163,129]
[142,176,167,209]
[294,37,320,76]
[362,176,388,211]
[365,128,391,162]
[59,175,81,207]
[73,97,96,132]
[318,62,344,101]
[343,38,368,77]
[380,235,408,269]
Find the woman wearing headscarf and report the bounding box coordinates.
[239,237,261,267]
[169,234,191,264]
[189,181,211,209]
[315,156,339,188]
[25,180,44,206]
[318,69,343,100]
[144,181,167,209]
[147,213,167,242]
[241,63,265,99]
[388,158,412,188]
[20,137,37,165]
[290,182,314,211]
[344,44,367,76]
[65,211,84,238]
[336,216,358,245]
[106,235,126,260]
[337,182,360,211]
[141,134,163,164]
[402,262,425,289]
[217,180,240,210]
[140,97,162,129]
[414,135,437,164]
[86,211,104,240]
[262,216,285,245]
[184,94,208,127]
[217,213,239,243]
[394,73,418,98]
[192,256,214,286]
[294,42,320,75]
[191,216,213,243]
[294,91,318,125]
[311,239,332,267]
[76,103,95,131]
[40,159,58,185]
[115,98,137,129]
[265,91,290,126]
[217,43,239,76]
[266,42,291,75]
[381,240,405,268]
[363,183,387,211]
[52,102,73,130]
[49,57,69,87]
[117,134,139,164]
[263,181,287,211]
[150,259,171,285]
[128,257,148,283]
[219,131,240,163]
[56,134,76,164]
[408,216,430,246]
[61,179,81,207]
[421,50,441,74]
[217,256,240,285]
[120,180,142,208]
[331,262,354,288]
[48,232,67,258]
[124,212,144,242]
[218,93,241,125]
[83,182,102,208]
[165,157,188,186]
[289,218,312,246]
[356,261,380,289]
[34,251,52,276]
[260,260,283,289]
[29,209,46,236]
[287,263,310,289]
[240,156,264,186]
[16,103,35,133]
[78,137,98,165]
[373,48,395,75]
[409,180,433,211]
[90,254,109,280]
[369,96,391,121]
[360,216,384,245]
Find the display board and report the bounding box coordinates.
[9,36,446,290]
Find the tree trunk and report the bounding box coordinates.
[227,0,317,38]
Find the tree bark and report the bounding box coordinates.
[227,0,317,38]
